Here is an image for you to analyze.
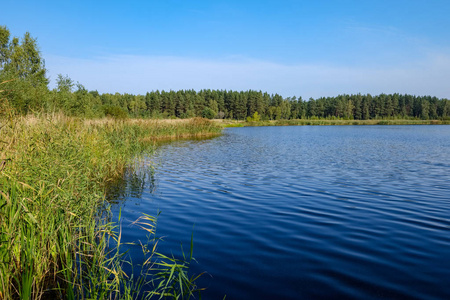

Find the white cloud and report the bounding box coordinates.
[44,52,450,99]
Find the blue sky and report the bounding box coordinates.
[3,0,450,98]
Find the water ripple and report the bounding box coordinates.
[112,125,450,299]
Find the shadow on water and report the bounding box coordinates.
[105,164,156,204]
[102,164,204,299]
[105,134,220,204]
[102,136,221,298]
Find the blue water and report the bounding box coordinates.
[111,125,450,299]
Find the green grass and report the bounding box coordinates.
[4,112,444,298]
[0,113,221,299]
[217,118,450,127]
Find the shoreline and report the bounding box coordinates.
[1,115,448,298]
[0,115,221,299]
[213,118,450,127]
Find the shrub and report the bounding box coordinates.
[246,111,261,122]
[201,107,216,119]
[103,105,128,119]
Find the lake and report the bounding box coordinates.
[111,125,450,299]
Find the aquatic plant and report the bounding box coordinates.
[0,114,220,299]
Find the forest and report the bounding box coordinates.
[1,25,449,121]
[1,25,450,299]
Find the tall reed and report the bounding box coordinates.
[0,113,221,299]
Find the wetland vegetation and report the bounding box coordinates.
[0,113,220,299]
[1,25,449,299]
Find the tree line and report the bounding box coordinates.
[99,89,450,120]
[1,25,449,120]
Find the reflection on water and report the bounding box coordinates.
[106,136,219,204]
[106,162,156,204]
[110,125,450,300]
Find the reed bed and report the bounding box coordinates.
[0,113,220,299]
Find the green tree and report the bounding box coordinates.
[208,99,219,117]
[233,92,247,120]
[57,73,74,93]
[0,26,49,113]
[68,83,93,116]
[0,26,10,70]
[344,99,354,119]
[274,106,282,120]
[385,95,394,117]
[52,74,74,112]
[201,107,216,119]
[420,99,430,119]
[442,100,449,119]
[353,94,362,120]
[307,98,318,118]
[129,95,146,117]
[246,111,261,122]
[280,100,291,119]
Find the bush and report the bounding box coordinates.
[103,105,128,119]
[246,111,261,122]
[201,107,216,119]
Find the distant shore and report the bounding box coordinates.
[214,118,450,127]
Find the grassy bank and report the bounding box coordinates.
[215,118,450,127]
[0,114,221,299]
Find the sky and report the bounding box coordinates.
[2,0,450,99]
